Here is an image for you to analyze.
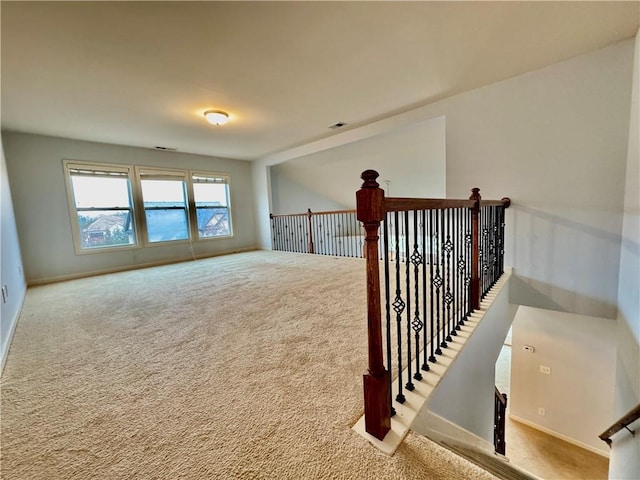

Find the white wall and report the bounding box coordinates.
[252,161,272,249]
[270,115,446,212]
[443,41,633,320]
[270,171,346,215]
[610,29,640,480]
[510,306,616,456]
[2,132,256,284]
[255,39,634,320]
[0,136,27,372]
[414,274,515,442]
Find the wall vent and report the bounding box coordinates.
[328,121,348,129]
[153,146,177,151]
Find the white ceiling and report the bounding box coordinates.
[1,1,638,161]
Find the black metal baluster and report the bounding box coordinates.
[436,209,445,352]
[444,209,453,343]
[347,212,352,258]
[456,208,464,330]
[404,211,415,391]
[422,210,430,371]
[337,213,342,257]
[410,211,424,380]
[429,209,437,363]
[499,206,506,276]
[465,209,471,318]
[451,208,458,336]
[383,216,395,417]
[330,214,336,256]
[492,206,500,285]
[392,211,406,403]
[481,206,487,298]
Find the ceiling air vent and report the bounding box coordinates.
[328,121,348,130]
[153,146,177,152]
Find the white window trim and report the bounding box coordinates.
[188,170,234,241]
[64,161,235,255]
[63,160,139,255]
[135,166,192,246]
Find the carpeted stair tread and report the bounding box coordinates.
[441,441,539,480]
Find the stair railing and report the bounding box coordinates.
[357,169,510,440]
[270,209,363,257]
[599,403,640,447]
[494,386,508,455]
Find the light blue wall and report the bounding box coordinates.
[1,135,27,372]
[610,29,640,480]
[2,132,256,284]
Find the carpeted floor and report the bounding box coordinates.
[1,251,498,479]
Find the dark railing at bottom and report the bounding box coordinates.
[599,403,640,447]
[494,387,508,455]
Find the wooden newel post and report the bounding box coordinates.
[356,169,391,440]
[307,209,314,254]
[470,188,481,311]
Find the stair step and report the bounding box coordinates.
[441,441,539,480]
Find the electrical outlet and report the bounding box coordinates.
[540,365,551,375]
[538,407,546,416]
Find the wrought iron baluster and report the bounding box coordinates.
[491,205,500,286]
[444,209,453,343]
[421,210,430,371]
[404,211,415,391]
[456,208,464,330]
[499,206,506,276]
[436,209,445,351]
[410,211,424,381]
[481,206,488,298]
[347,212,351,257]
[383,216,395,417]
[337,214,342,257]
[392,211,406,403]
[450,208,458,337]
[429,209,437,363]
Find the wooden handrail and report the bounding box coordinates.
[495,386,507,407]
[270,208,355,218]
[385,197,475,211]
[599,403,640,446]
[308,208,356,216]
[269,212,308,218]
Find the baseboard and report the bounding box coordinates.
[1,290,26,376]
[28,246,258,286]
[509,414,610,458]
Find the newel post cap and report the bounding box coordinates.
[361,169,380,189]
[357,170,385,222]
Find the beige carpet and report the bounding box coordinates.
[1,251,498,479]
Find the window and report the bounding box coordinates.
[64,161,136,252]
[191,173,232,238]
[64,161,233,254]
[138,168,189,243]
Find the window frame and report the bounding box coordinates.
[64,161,235,255]
[188,171,233,241]
[136,167,192,246]
[63,160,139,255]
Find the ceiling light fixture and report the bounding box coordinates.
[204,110,229,126]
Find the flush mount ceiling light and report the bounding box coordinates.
[204,110,229,126]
